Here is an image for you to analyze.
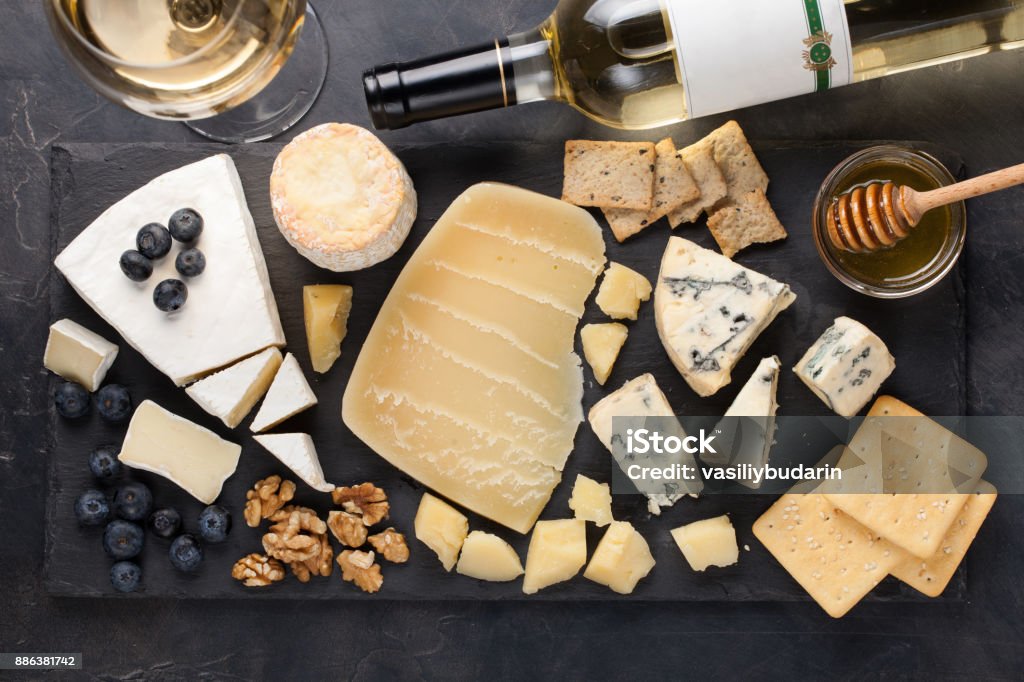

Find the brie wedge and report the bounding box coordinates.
[250,352,318,432]
[253,432,335,493]
[186,347,282,429]
[43,318,118,391]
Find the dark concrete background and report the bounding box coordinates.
[2,1,1022,678]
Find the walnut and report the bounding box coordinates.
[332,483,389,526]
[231,553,285,587]
[244,476,296,527]
[327,510,368,547]
[267,506,327,536]
[262,531,321,563]
[337,550,383,593]
[289,560,312,583]
[306,533,334,578]
[368,528,410,563]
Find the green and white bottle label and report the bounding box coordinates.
[666,0,853,118]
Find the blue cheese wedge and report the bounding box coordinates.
[253,433,335,493]
[250,353,318,433]
[185,347,282,428]
[794,317,895,418]
[654,237,795,397]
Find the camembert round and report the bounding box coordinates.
[270,123,417,271]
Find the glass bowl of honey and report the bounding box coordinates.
[813,145,966,298]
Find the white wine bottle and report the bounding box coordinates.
[364,0,1024,130]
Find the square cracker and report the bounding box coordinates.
[705,120,769,209]
[667,144,727,227]
[753,493,901,618]
[562,140,656,210]
[706,188,787,258]
[601,138,700,241]
[890,481,997,597]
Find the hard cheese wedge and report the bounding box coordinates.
[304,285,352,373]
[343,183,606,534]
[250,353,318,432]
[583,521,656,594]
[43,318,118,392]
[568,473,614,527]
[185,347,282,428]
[522,519,587,594]
[456,531,525,582]
[654,237,795,397]
[54,155,285,386]
[670,515,739,571]
[415,493,469,572]
[119,400,241,504]
[253,432,335,493]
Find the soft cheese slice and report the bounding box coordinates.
[253,432,334,493]
[119,400,241,504]
[522,519,587,594]
[303,284,352,374]
[54,155,285,386]
[344,183,606,534]
[583,521,656,594]
[654,237,795,397]
[43,318,119,391]
[456,531,525,582]
[415,493,469,572]
[250,353,318,432]
[185,347,282,428]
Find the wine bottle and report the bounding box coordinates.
[363,0,1024,130]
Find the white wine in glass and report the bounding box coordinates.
[46,0,329,142]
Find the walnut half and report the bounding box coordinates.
[231,553,286,587]
[332,483,389,526]
[337,550,383,593]
[244,476,296,527]
[368,528,410,564]
[328,510,368,547]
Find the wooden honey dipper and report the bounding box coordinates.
[826,162,1024,252]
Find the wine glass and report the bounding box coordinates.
[44,0,329,143]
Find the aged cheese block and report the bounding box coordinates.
[343,183,606,533]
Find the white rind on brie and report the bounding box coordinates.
[253,432,335,493]
[250,352,318,433]
[185,347,282,429]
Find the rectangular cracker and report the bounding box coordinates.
[705,120,769,209]
[753,493,901,618]
[667,143,726,227]
[706,188,787,258]
[562,140,656,210]
[890,481,997,597]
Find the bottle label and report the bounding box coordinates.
[666,0,853,118]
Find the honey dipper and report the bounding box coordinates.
[826,162,1024,252]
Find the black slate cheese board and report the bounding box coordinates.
[45,140,967,600]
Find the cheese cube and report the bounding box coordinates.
[456,531,524,582]
[303,284,352,373]
[595,262,652,320]
[43,319,118,392]
[670,515,739,572]
[522,519,587,594]
[414,493,469,572]
[580,323,628,385]
[583,521,656,594]
[568,474,613,526]
[185,347,283,429]
[794,316,895,418]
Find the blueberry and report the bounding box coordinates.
[114,482,153,521]
[197,505,231,543]
[153,278,187,312]
[168,208,203,242]
[136,223,172,259]
[54,381,90,419]
[175,247,206,277]
[88,445,122,480]
[148,507,182,539]
[119,250,153,282]
[96,384,132,423]
[74,489,110,526]
[103,520,144,559]
[169,534,203,572]
[110,561,142,593]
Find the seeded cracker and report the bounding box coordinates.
[753,493,901,618]
[601,138,700,241]
[704,120,769,210]
[707,188,788,258]
[562,140,656,210]
[667,144,726,227]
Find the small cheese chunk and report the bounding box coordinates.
[119,400,241,504]
[253,432,334,493]
[522,519,587,594]
[595,262,652,320]
[185,347,282,428]
[456,531,525,582]
[415,493,469,572]
[304,284,352,374]
[580,323,628,386]
[568,474,614,526]
[250,353,318,432]
[43,318,118,391]
[670,515,739,572]
[584,521,656,594]
[794,316,895,418]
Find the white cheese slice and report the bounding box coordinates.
[654,236,795,397]
[186,347,282,429]
[119,400,241,504]
[43,318,118,391]
[250,353,318,432]
[54,155,286,386]
[253,432,335,493]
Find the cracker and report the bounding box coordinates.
[705,120,769,209]
[562,140,656,210]
[706,188,787,258]
[667,144,726,227]
[890,481,997,597]
[753,493,901,618]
